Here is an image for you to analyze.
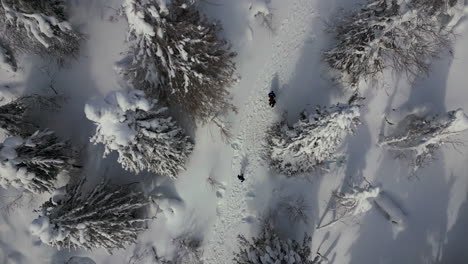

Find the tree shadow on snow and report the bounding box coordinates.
[347,53,454,262]
[435,184,468,263]
[346,149,453,264]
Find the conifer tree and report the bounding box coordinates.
[0,130,73,193]
[121,0,237,122]
[380,108,468,172]
[30,179,149,252]
[85,90,193,179]
[266,103,360,176]
[234,222,315,264]
[0,0,82,62]
[324,0,453,86]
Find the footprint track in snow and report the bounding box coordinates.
[203,1,316,263]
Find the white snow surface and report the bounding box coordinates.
[1,0,468,263]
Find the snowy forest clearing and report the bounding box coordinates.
[1,0,468,264]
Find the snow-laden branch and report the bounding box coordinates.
[30,179,150,253]
[234,221,316,264]
[0,130,73,193]
[266,103,361,176]
[0,96,35,136]
[121,0,237,122]
[0,0,82,60]
[324,0,456,86]
[380,108,468,173]
[85,89,193,179]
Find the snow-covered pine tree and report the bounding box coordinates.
[234,222,314,264]
[266,103,361,176]
[121,0,237,122]
[0,130,73,193]
[324,0,453,86]
[379,108,468,173]
[30,179,150,253]
[0,0,82,62]
[85,89,193,179]
[0,96,38,136]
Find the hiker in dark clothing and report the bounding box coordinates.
[268,91,276,107]
[238,174,245,182]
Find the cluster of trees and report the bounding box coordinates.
[86,0,239,178]
[0,95,151,253]
[0,0,238,256]
[0,1,82,195]
[0,96,74,194]
[259,1,465,258]
[265,0,464,177]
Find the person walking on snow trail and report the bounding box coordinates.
[268,91,276,107]
[238,174,245,182]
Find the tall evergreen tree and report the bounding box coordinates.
[380,108,468,172]
[0,0,82,62]
[85,90,193,179]
[0,130,73,193]
[324,0,454,86]
[266,103,360,176]
[121,0,237,122]
[30,179,149,252]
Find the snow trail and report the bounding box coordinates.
[203,0,316,263]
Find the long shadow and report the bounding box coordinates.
[347,50,453,263]
[398,54,452,114]
[436,187,468,263]
[341,105,372,189]
[346,151,453,264]
[14,0,181,262]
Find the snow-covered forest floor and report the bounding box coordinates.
[1,0,468,263]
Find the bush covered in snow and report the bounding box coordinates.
[234,222,314,264]
[379,108,468,173]
[30,179,150,253]
[0,0,82,62]
[266,103,361,176]
[324,0,455,86]
[85,90,193,179]
[121,0,237,122]
[0,130,73,193]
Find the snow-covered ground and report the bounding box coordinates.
[1,0,468,263]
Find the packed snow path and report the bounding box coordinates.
[202,0,316,262]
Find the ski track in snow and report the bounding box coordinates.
[203,1,315,263]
